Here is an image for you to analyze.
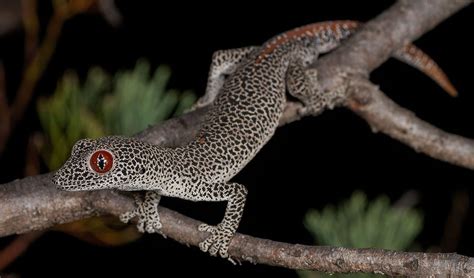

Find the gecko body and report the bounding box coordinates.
[53,20,457,262]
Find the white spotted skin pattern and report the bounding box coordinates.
[53,20,457,262]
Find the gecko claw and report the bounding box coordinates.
[198,223,216,233]
[137,215,163,233]
[198,223,234,263]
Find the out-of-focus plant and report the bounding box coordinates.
[299,191,423,278]
[0,1,124,270]
[0,0,108,155]
[36,59,195,245]
[103,60,195,135]
[38,59,195,170]
[37,68,106,170]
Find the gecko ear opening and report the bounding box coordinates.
[89,150,114,174]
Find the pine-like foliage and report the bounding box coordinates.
[37,60,195,170]
[36,60,195,246]
[300,191,423,278]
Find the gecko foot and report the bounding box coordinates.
[198,223,236,264]
[119,194,164,236]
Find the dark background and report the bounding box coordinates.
[0,1,472,277]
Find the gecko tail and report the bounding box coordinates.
[393,44,458,97]
[315,20,458,97]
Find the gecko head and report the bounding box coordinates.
[52,136,153,191]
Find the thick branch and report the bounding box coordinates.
[0,0,472,276]
[1,179,473,276]
[312,0,473,169]
[316,0,470,81]
[346,79,474,168]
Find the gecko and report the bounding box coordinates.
[52,20,457,263]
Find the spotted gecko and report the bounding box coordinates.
[53,20,457,263]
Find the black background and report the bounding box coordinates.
[0,1,472,277]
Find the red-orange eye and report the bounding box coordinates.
[89,150,114,173]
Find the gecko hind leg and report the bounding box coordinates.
[286,63,345,116]
[120,191,164,236]
[191,47,258,110]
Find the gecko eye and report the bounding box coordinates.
[89,150,114,174]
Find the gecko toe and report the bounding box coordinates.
[198,223,233,261]
[198,223,215,233]
[221,247,233,263]
[208,242,220,256]
[136,219,146,233]
[145,218,163,233]
[227,256,237,265]
[145,224,155,233]
[199,239,211,252]
[119,209,137,223]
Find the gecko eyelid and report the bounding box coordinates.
[89,150,114,174]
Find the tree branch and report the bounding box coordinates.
[0,0,472,276]
[316,0,470,76]
[313,0,474,169]
[345,78,474,169]
[1,177,473,276]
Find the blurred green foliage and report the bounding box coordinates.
[299,191,423,278]
[37,59,196,170]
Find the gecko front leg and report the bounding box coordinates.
[192,47,257,110]
[198,182,247,263]
[120,191,164,235]
[163,182,247,263]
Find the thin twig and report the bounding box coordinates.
[0,64,10,152]
[10,1,69,126]
[441,190,469,252]
[0,0,98,154]
[21,0,39,62]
